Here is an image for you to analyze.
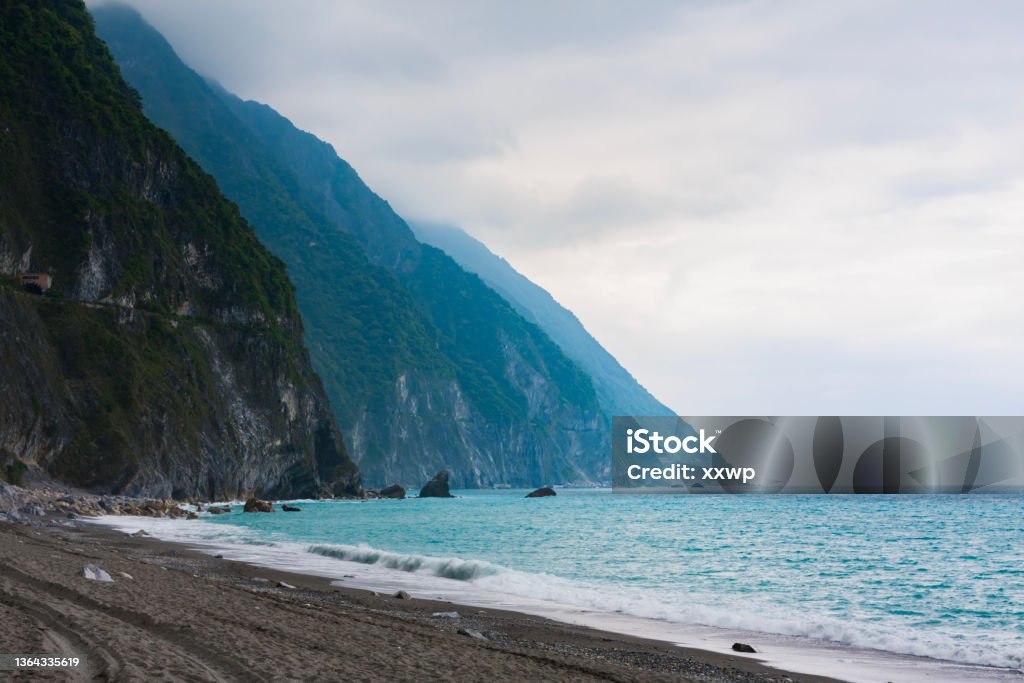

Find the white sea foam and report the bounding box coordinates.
[309,544,502,581]
[89,514,1023,679]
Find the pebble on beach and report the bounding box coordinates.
[82,564,114,582]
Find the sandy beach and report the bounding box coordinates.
[0,517,839,682]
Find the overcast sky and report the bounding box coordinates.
[95,0,1024,415]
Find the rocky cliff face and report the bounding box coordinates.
[348,364,605,488]
[0,1,360,499]
[94,5,609,488]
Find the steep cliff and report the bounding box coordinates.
[412,222,676,419]
[0,1,360,499]
[94,4,609,487]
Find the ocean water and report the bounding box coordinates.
[95,491,1024,679]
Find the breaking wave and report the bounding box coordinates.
[308,544,502,581]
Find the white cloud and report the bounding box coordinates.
[94,0,1024,414]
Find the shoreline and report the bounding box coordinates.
[0,517,836,682]
[84,507,1024,683]
[2,486,1020,682]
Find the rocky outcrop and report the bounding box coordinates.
[281,504,301,512]
[525,487,556,498]
[377,484,406,499]
[0,2,361,500]
[419,471,453,498]
[243,498,274,513]
[0,483,212,521]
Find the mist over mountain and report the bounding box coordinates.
[0,1,360,499]
[93,4,612,488]
[411,222,675,419]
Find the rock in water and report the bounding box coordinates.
[379,484,406,499]
[392,590,411,600]
[207,505,231,515]
[419,471,453,498]
[281,504,301,512]
[82,564,113,582]
[732,642,757,653]
[243,498,274,513]
[525,487,556,498]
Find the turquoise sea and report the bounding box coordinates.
[96,491,1024,679]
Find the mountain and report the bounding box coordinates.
[411,223,675,418]
[0,1,360,499]
[93,4,608,488]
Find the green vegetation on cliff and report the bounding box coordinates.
[0,2,295,326]
[0,1,359,498]
[94,4,608,487]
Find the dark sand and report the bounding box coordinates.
[0,519,841,682]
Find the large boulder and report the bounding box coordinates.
[525,487,556,498]
[418,471,453,498]
[379,484,406,499]
[243,497,274,513]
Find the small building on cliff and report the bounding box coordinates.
[18,272,52,294]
